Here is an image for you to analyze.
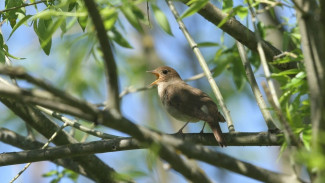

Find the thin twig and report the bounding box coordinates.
[261,82,301,147]
[236,41,278,130]
[247,0,302,146]
[0,0,51,14]
[10,122,69,183]
[166,0,235,132]
[37,106,119,139]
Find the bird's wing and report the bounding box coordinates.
[164,83,227,147]
[163,83,218,122]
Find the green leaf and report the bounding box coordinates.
[120,4,143,32]
[180,0,208,19]
[8,15,32,40]
[236,6,248,20]
[232,55,246,90]
[271,69,300,77]
[222,0,233,11]
[151,4,173,36]
[217,6,236,27]
[0,33,5,63]
[76,2,88,31]
[5,0,24,28]
[33,19,52,55]
[108,28,133,48]
[42,170,58,177]
[101,7,118,30]
[197,42,219,47]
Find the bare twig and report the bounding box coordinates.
[166,0,235,132]
[83,0,120,112]
[37,106,119,139]
[10,122,69,183]
[236,42,278,130]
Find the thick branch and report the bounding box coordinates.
[0,129,293,182]
[82,0,120,111]
[0,66,98,116]
[295,0,325,181]
[0,83,96,121]
[179,0,296,70]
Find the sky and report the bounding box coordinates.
[0,1,297,183]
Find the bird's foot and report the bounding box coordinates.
[175,129,184,135]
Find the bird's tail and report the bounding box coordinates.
[208,121,226,147]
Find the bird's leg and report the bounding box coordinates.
[176,122,190,134]
[200,122,206,133]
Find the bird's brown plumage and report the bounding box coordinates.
[148,66,226,147]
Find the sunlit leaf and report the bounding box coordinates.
[271,69,300,77]
[101,7,118,30]
[180,0,209,19]
[222,0,233,11]
[76,1,88,31]
[197,42,219,47]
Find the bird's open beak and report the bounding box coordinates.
[147,70,160,86]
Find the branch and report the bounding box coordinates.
[179,0,297,71]
[295,0,325,180]
[236,41,278,130]
[0,67,297,182]
[0,65,98,116]
[0,128,101,178]
[0,98,119,183]
[37,106,119,139]
[0,83,96,121]
[0,0,50,14]
[166,0,235,132]
[82,0,120,112]
[0,130,296,183]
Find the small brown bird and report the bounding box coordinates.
[148,66,226,147]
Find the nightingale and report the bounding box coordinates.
[148,66,226,147]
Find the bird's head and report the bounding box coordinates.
[147,66,182,86]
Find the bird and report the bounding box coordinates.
[148,66,226,147]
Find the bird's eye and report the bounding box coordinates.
[162,70,168,75]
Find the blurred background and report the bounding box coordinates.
[0,0,300,182]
